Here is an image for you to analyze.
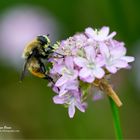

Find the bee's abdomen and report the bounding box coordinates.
[28,69,46,78]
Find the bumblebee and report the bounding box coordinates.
[21,35,56,82]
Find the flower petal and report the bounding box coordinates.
[85,27,95,38]
[110,46,126,59]
[74,57,87,67]
[53,64,64,74]
[121,56,135,62]
[55,76,68,87]
[66,80,79,90]
[81,75,95,83]
[106,31,116,39]
[59,80,79,96]
[68,102,75,118]
[100,26,109,37]
[72,70,78,80]
[84,46,96,61]
[75,101,85,112]
[99,43,110,58]
[95,55,105,67]
[52,86,59,94]
[92,67,105,79]
[59,84,67,96]
[79,68,91,78]
[106,66,117,73]
[59,90,67,96]
[53,95,65,104]
[114,60,128,68]
[65,56,74,69]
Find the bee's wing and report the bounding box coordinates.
[20,60,28,81]
[20,51,34,81]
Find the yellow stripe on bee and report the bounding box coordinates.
[28,69,45,78]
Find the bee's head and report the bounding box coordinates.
[37,35,50,46]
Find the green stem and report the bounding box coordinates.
[109,97,123,140]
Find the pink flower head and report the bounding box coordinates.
[49,26,135,118]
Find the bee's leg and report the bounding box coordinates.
[44,74,60,92]
[39,54,49,59]
[47,46,64,57]
[53,52,65,58]
[38,58,60,91]
[38,59,46,73]
[43,74,54,84]
[37,58,54,83]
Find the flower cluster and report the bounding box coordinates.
[49,26,135,118]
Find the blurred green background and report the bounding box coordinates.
[0,0,140,139]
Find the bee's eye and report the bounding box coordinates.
[37,36,48,45]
